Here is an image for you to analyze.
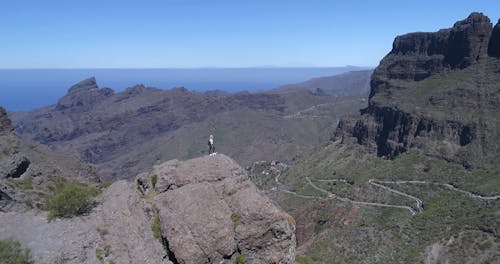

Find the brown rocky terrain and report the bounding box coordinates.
[11,74,367,181]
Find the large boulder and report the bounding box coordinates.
[138,154,296,264]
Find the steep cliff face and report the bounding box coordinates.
[370,12,492,98]
[335,13,500,167]
[489,19,500,57]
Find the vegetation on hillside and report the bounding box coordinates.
[43,180,100,220]
[0,239,33,264]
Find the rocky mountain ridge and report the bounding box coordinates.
[11,74,367,180]
[335,12,500,167]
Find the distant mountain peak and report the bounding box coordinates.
[56,77,114,111]
[67,76,98,94]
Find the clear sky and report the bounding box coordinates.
[1,0,499,68]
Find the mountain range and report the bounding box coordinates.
[10,71,371,181]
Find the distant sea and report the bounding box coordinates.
[0,67,368,111]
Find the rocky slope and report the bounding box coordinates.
[1,154,296,264]
[0,106,99,211]
[334,12,500,168]
[11,76,366,180]
[0,181,170,264]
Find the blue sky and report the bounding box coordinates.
[1,0,499,68]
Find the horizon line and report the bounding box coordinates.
[0,65,375,70]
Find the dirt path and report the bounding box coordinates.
[373,180,500,200]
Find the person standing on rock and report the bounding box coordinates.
[208,134,216,156]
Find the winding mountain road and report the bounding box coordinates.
[271,172,499,216]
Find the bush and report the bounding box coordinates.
[152,213,162,241]
[231,212,238,222]
[43,181,100,220]
[296,255,314,264]
[236,252,246,264]
[96,248,103,261]
[0,239,33,264]
[151,175,158,189]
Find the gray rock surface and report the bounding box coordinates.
[489,19,500,57]
[138,154,296,264]
[0,181,171,264]
[0,106,12,133]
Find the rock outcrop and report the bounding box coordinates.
[334,13,500,167]
[1,153,295,263]
[137,154,296,264]
[0,181,171,264]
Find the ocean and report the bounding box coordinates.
[0,67,365,111]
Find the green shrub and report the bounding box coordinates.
[236,252,246,264]
[11,178,33,190]
[296,255,314,264]
[151,175,158,189]
[152,213,162,241]
[0,239,33,264]
[43,181,100,220]
[95,248,103,261]
[231,212,238,222]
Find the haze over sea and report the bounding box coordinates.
[0,67,366,112]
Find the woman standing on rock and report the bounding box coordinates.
[208,134,216,156]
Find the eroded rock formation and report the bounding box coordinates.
[334,13,500,167]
